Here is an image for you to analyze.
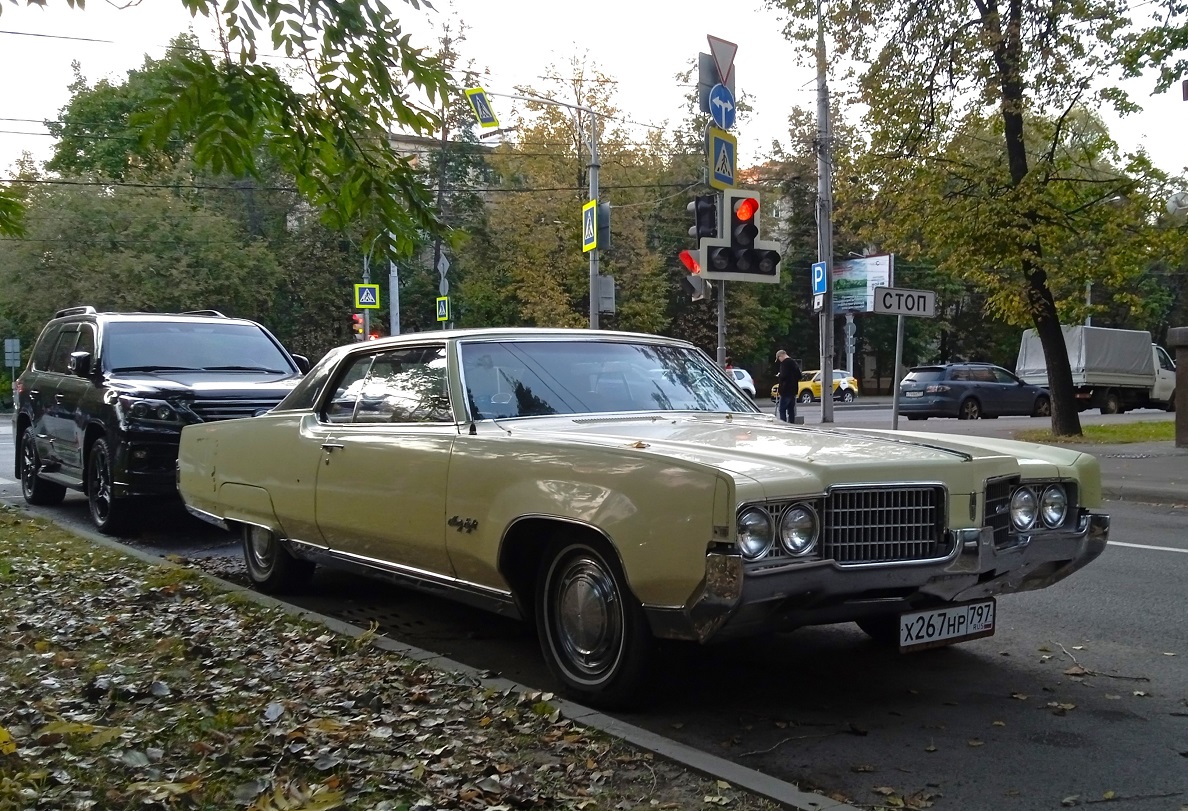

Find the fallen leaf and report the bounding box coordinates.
[1102,790,1116,800]
[850,765,875,773]
[1072,645,1085,651]
[1133,691,1148,697]
[992,721,1006,727]
[873,787,897,796]
[924,743,937,753]
[716,781,732,790]
[1038,645,1052,652]
[1063,665,1088,677]
[1061,795,1081,807]
[1040,655,1053,662]
[1163,652,1176,656]
[968,739,984,747]
[1011,692,1029,701]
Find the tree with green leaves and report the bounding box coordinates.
[1,0,450,262]
[772,0,1188,434]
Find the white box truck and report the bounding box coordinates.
[1015,325,1176,414]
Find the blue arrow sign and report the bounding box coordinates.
[708,83,736,130]
[811,262,827,295]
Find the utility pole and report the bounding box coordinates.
[433,86,451,330]
[816,0,836,423]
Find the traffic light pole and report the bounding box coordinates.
[816,0,836,423]
[484,91,601,329]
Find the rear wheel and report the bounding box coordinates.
[1100,390,1121,415]
[536,539,652,710]
[1032,394,1052,418]
[839,389,856,404]
[243,524,314,594]
[798,390,814,405]
[87,438,135,535]
[958,398,981,420]
[19,426,66,506]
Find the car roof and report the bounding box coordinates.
[48,307,265,328]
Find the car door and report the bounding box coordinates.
[314,344,457,574]
[1152,346,1176,403]
[20,323,65,463]
[50,321,98,476]
[989,367,1033,415]
[41,325,82,467]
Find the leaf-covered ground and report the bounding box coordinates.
[0,506,783,811]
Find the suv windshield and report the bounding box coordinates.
[104,322,293,373]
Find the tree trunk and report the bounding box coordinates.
[990,0,1082,436]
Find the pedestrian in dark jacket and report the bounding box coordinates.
[775,349,801,423]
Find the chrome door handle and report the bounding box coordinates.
[321,442,345,451]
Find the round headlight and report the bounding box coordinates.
[737,507,774,560]
[1010,486,1038,531]
[131,402,149,418]
[1040,485,1068,528]
[779,503,819,556]
[155,405,176,421]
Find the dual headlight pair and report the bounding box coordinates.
[116,395,185,425]
[1009,483,1069,531]
[736,503,819,561]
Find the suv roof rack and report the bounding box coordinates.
[180,310,228,318]
[53,305,98,318]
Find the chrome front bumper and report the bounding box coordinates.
[646,510,1110,643]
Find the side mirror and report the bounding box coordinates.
[292,354,311,374]
[67,350,93,377]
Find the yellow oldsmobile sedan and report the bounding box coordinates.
[178,328,1109,709]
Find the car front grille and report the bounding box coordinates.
[984,475,1018,547]
[820,485,948,564]
[189,397,285,422]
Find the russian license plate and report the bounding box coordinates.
[904,390,923,397]
[899,600,995,651]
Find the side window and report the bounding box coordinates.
[47,327,81,374]
[324,354,374,424]
[951,368,969,382]
[972,368,996,383]
[75,324,96,357]
[31,324,64,371]
[991,368,1017,384]
[1156,347,1175,372]
[351,346,451,424]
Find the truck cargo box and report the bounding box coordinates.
[1016,326,1155,388]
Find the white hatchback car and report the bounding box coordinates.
[730,368,756,397]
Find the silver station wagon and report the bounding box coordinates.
[178,328,1109,708]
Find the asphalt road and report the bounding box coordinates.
[2,417,1185,810]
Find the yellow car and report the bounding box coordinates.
[772,370,859,404]
[178,328,1108,709]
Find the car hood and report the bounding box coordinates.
[495,413,1089,502]
[105,371,304,398]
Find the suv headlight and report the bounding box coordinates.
[737,507,774,560]
[1040,484,1068,528]
[117,395,185,425]
[779,503,819,556]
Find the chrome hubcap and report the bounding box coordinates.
[554,557,622,680]
[247,526,275,570]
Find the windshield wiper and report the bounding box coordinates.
[201,365,286,373]
[111,365,201,372]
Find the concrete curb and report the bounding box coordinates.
[42,515,857,811]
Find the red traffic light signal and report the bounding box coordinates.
[351,313,364,341]
[678,249,702,274]
[733,196,758,222]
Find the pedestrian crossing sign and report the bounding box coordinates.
[464,87,499,128]
[354,284,381,309]
[582,199,598,252]
[436,296,450,322]
[707,126,737,190]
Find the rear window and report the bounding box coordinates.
[904,368,946,382]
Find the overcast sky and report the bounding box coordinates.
[1,0,1183,178]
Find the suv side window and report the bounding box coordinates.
[47,326,81,374]
[76,323,96,358]
[31,324,63,371]
[990,368,1017,384]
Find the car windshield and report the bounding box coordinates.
[460,339,756,419]
[104,322,294,373]
[903,368,946,382]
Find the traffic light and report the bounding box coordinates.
[687,194,718,240]
[351,313,364,341]
[597,202,611,252]
[698,190,783,284]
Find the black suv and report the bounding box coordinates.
[13,307,309,534]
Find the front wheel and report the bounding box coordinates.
[536,540,652,710]
[798,390,814,405]
[1032,394,1052,418]
[243,524,314,593]
[87,438,135,535]
[957,398,981,420]
[20,426,67,506]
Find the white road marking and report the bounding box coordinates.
[1110,541,1188,554]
